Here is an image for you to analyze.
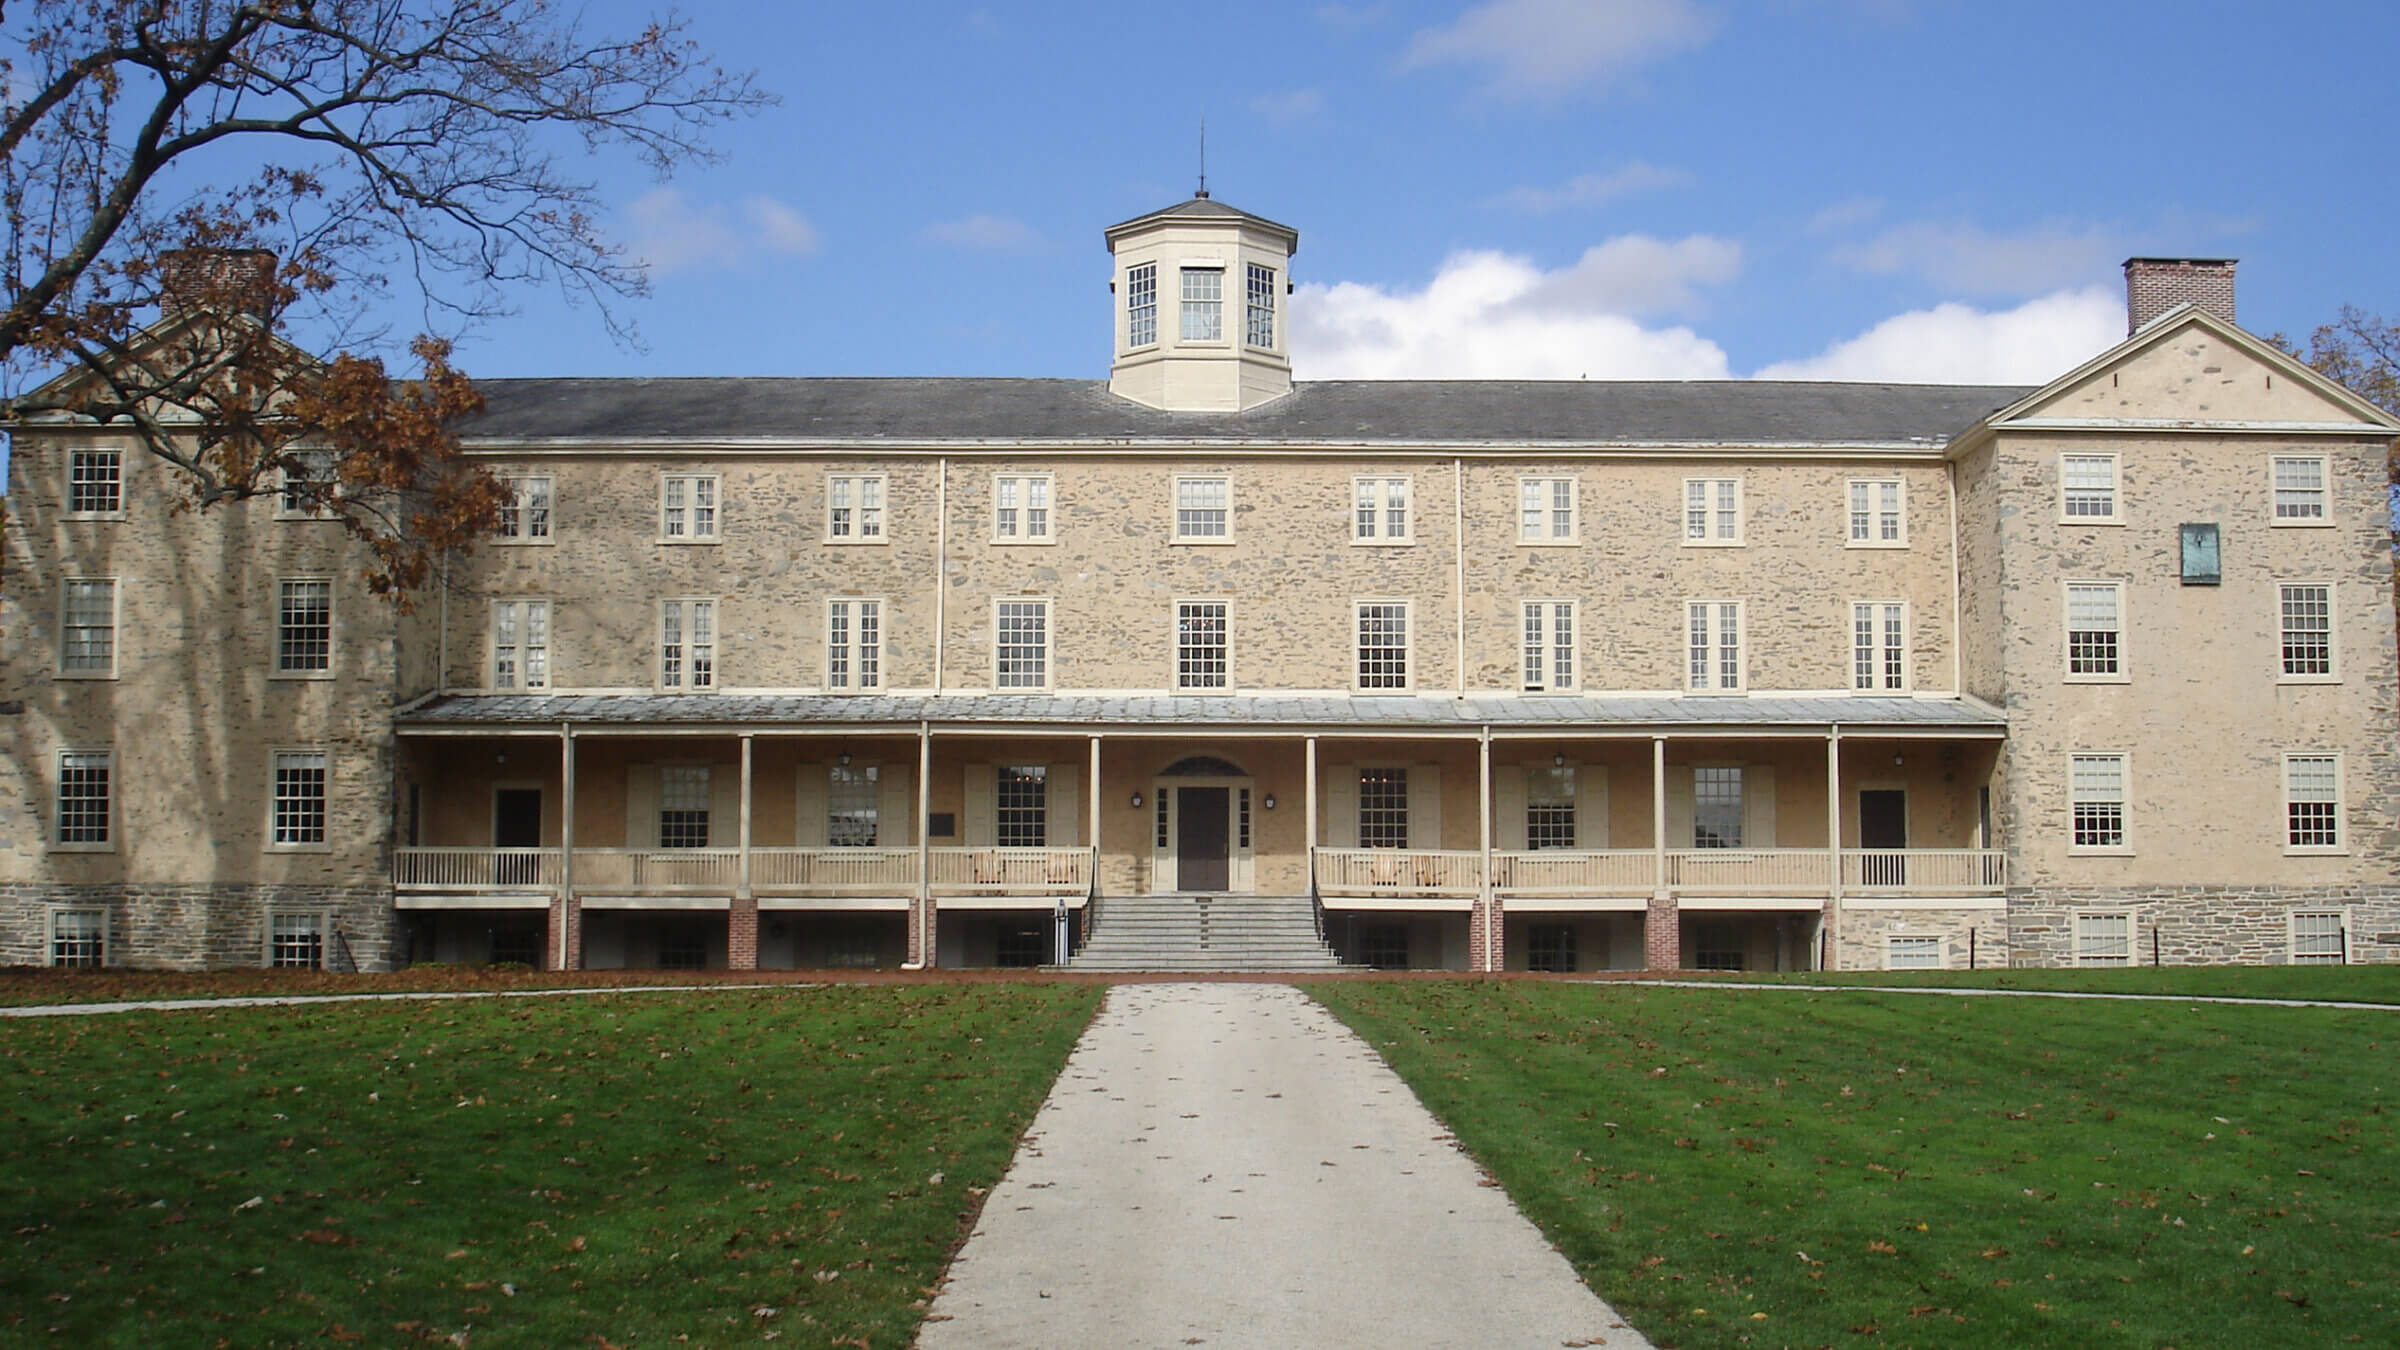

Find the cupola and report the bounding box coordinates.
[1104,193,1298,411]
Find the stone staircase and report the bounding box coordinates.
[1064,894,1348,972]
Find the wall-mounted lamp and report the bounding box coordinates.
[1130,791,1144,809]
[1552,752,1567,768]
[1262,794,1277,810]
[495,751,508,765]
[1892,753,1905,767]
[837,750,852,767]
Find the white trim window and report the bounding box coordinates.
[268,912,325,969]
[660,598,716,690]
[499,475,553,541]
[1353,477,1411,542]
[2060,453,2119,522]
[1851,601,1908,693]
[2290,911,2348,965]
[993,474,1053,542]
[660,473,719,541]
[1176,600,1229,691]
[270,749,329,848]
[491,599,550,690]
[1683,478,1742,545]
[659,764,711,847]
[1245,262,1276,349]
[49,908,106,967]
[1527,763,1576,850]
[2270,455,2329,524]
[1126,262,1157,349]
[1693,766,1743,848]
[1847,479,1905,547]
[2064,582,2123,680]
[1358,767,1408,849]
[996,765,1048,847]
[2068,753,2127,851]
[1174,475,1231,542]
[827,474,885,541]
[2074,912,2131,966]
[1885,934,1943,970]
[1355,600,1410,691]
[1686,600,1743,692]
[826,599,881,691]
[2283,753,2343,853]
[277,449,336,518]
[1521,600,1576,692]
[995,599,1049,690]
[828,763,880,847]
[59,577,117,677]
[55,749,111,849]
[67,449,123,516]
[276,577,333,675]
[2278,583,2336,680]
[1180,266,1223,342]
[1518,477,1576,543]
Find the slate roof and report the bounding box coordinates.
[460,377,2031,448]
[398,692,2007,732]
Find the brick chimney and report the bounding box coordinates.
[2123,257,2236,334]
[158,247,280,321]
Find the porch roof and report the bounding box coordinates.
[396,692,2007,735]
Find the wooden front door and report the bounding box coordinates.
[1859,789,1907,886]
[1176,787,1230,892]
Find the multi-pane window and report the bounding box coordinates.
[2069,753,2126,849]
[50,909,105,967]
[1175,476,1231,540]
[1358,768,1408,849]
[1852,601,1908,692]
[660,474,719,540]
[1245,262,1276,349]
[2074,912,2130,966]
[1180,267,1223,341]
[1692,766,1743,847]
[996,765,1047,847]
[56,750,110,846]
[277,578,332,674]
[1683,478,1741,543]
[271,750,328,846]
[2065,582,2122,677]
[1126,262,1157,348]
[269,913,324,969]
[1360,924,1409,969]
[657,927,709,969]
[1848,479,1904,545]
[1686,600,1742,692]
[1527,764,1576,850]
[59,578,116,676]
[829,764,879,847]
[1886,935,1943,970]
[659,764,711,847]
[500,475,552,540]
[660,598,716,690]
[826,599,880,691]
[2291,912,2347,965]
[68,449,122,515]
[278,449,335,517]
[491,599,549,690]
[2284,754,2341,850]
[1527,924,1577,973]
[2061,454,2118,521]
[1176,601,1229,691]
[1356,601,1409,691]
[1518,477,1576,542]
[827,474,885,540]
[2271,456,2327,522]
[993,474,1052,541]
[1353,477,1410,541]
[996,599,1049,689]
[2279,583,2334,678]
[1522,601,1575,692]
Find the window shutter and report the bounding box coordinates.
[1666,765,1695,849]
[1325,765,1357,848]
[878,763,914,847]
[1496,766,1529,851]
[1744,764,1777,848]
[1049,762,1082,847]
[963,764,995,845]
[1409,764,1442,850]
[708,766,739,849]
[792,764,828,847]
[626,764,660,848]
[1576,764,1610,849]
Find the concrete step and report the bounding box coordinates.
[1069,894,1346,973]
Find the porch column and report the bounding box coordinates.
[1476,728,1497,973]
[910,722,934,968]
[554,724,581,972]
[1304,735,1320,896]
[729,733,758,971]
[1088,735,1102,898]
[1646,734,1676,971]
[1825,727,1843,972]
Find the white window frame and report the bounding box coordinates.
[823,472,886,543]
[2067,751,2130,855]
[1245,262,1277,350]
[1517,476,1578,544]
[2289,910,2349,965]
[1692,764,1744,848]
[2277,582,2338,683]
[57,576,118,679]
[53,748,113,852]
[1686,599,1744,693]
[1357,766,1409,849]
[274,576,334,679]
[658,763,712,848]
[499,474,553,543]
[1125,261,1158,350]
[991,473,1054,544]
[65,448,125,519]
[1682,478,1743,546]
[1851,600,1910,694]
[2073,912,2133,967]
[1521,600,1576,693]
[1354,599,1412,693]
[2059,452,2121,525]
[1175,599,1230,692]
[1846,478,1906,548]
[659,597,717,691]
[2269,455,2330,526]
[994,597,1051,691]
[2282,752,2345,855]
[1180,265,1224,343]
[825,598,883,692]
[48,906,107,968]
[1884,934,1944,970]
[995,764,1048,848]
[1173,475,1233,543]
[267,747,332,852]
[1352,476,1413,544]
[657,472,720,543]
[266,911,328,969]
[2062,580,2127,683]
[276,448,337,519]
[491,598,551,691]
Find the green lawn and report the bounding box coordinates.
[1312,979,2400,1349]
[1678,964,2400,1005]
[0,984,1100,1348]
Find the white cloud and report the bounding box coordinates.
[626,190,819,275]
[922,214,1041,251]
[1834,220,2120,296]
[1807,196,1884,233]
[1250,88,1328,126]
[1486,161,1692,213]
[1403,0,1718,95]
[1752,287,2124,384]
[1516,234,1741,316]
[1290,244,1737,380]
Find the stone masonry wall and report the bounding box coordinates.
[1837,905,2013,970]
[2008,886,2400,966]
[0,882,399,970]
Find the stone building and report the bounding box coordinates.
[5,200,2396,972]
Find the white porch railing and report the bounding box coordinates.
[1314,848,1484,896]
[1491,849,1655,896]
[751,847,920,893]
[395,847,562,890]
[1665,848,1833,891]
[1842,848,2006,893]
[572,848,740,891]
[927,847,1092,895]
